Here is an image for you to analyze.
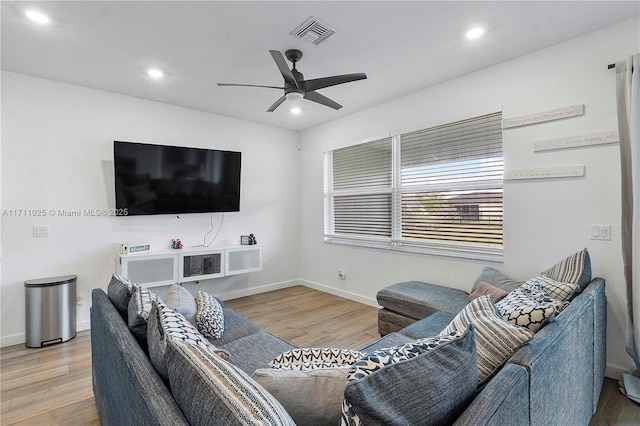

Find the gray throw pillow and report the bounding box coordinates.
[472,267,522,293]
[252,367,350,426]
[342,326,477,426]
[164,284,196,323]
[107,274,136,320]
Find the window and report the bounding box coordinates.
[324,112,503,261]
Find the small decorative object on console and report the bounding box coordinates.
[171,239,183,249]
[240,235,250,245]
[249,234,257,245]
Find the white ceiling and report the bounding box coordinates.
[2,1,639,131]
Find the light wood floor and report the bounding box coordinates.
[1,285,637,425]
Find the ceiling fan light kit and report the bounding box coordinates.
[217,49,367,113]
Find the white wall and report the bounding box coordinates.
[298,18,640,378]
[0,72,300,346]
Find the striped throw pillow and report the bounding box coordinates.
[440,295,534,384]
[167,339,296,426]
[541,248,591,289]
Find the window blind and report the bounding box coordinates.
[399,112,503,250]
[326,138,393,238]
[324,112,503,260]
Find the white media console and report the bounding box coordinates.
[117,245,262,288]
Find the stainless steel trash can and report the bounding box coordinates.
[24,275,77,347]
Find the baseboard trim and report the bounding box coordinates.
[1,319,92,348]
[217,279,300,301]
[299,279,379,308]
[605,363,634,380]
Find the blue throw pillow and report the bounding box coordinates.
[342,325,477,426]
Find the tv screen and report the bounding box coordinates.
[114,141,241,216]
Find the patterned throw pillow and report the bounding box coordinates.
[166,339,296,426]
[541,248,592,289]
[196,291,225,339]
[524,275,580,302]
[127,285,161,346]
[342,327,477,426]
[440,295,534,384]
[107,274,136,320]
[148,301,229,379]
[495,282,567,332]
[269,348,366,371]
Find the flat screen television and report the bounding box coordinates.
[114,141,241,216]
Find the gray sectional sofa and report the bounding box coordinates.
[91,276,606,425]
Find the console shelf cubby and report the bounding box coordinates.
[118,245,262,288]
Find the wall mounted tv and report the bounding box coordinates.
[114,141,241,216]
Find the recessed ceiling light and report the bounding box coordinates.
[25,10,50,24]
[466,27,484,40]
[147,69,164,79]
[291,107,302,115]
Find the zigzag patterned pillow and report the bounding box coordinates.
[524,275,580,302]
[495,282,567,332]
[440,295,534,384]
[270,348,366,371]
[196,291,225,339]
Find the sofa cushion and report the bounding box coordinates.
[219,331,297,376]
[440,295,534,384]
[269,348,366,371]
[166,339,296,426]
[469,281,508,302]
[472,267,523,293]
[205,308,260,347]
[377,281,469,319]
[541,247,591,289]
[148,301,229,380]
[107,274,136,321]
[196,291,225,339]
[127,285,161,347]
[164,284,196,323]
[495,283,566,332]
[252,367,350,426]
[343,326,477,426]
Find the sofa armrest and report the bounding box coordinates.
[453,363,529,426]
[91,289,188,426]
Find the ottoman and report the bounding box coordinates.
[376,281,470,335]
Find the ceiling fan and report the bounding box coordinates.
[217,49,367,112]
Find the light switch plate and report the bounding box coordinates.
[590,225,611,241]
[33,225,49,238]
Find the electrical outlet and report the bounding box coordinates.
[77,293,84,305]
[338,270,346,280]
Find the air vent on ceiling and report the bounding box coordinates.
[290,16,337,45]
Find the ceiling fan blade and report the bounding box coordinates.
[269,50,299,88]
[267,95,287,112]
[304,91,342,110]
[302,73,367,92]
[218,83,284,89]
